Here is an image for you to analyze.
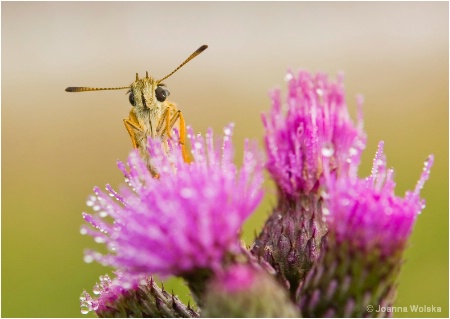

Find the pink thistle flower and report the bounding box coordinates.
[324,141,434,256]
[263,70,366,198]
[299,142,433,317]
[253,71,365,295]
[81,124,264,278]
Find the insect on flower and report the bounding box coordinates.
[65,45,208,175]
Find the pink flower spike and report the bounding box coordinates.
[82,124,264,277]
[263,70,366,198]
[325,145,434,256]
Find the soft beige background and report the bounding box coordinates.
[2,2,448,317]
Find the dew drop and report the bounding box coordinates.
[340,198,350,206]
[93,283,102,295]
[320,190,329,199]
[194,142,202,150]
[321,143,335,157]
[277,214,282,220]
[80,228,87,235]
[284,73,293,82]
[86,196,96,207]
[99,211,108,218]
[316,88,324,96]
[94,236,105,244]
[322,207,330,216]
[80,306,90,315]
[180,188,195,198]
[349,147,358,156]
[84,255,94,263]
[224,127,232,136]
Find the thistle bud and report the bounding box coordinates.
[202,264,299,317]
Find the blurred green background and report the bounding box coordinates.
[2,2,448,317]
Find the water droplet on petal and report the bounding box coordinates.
[180,188,194,198]
[94,236,105,243]
[321,143,335,157]
[322,207,330,216]
[80,306,90,315]
[284,73,293,82]
[93,283,101,295]
[349,147,358,156]
[84,255,94,263]
[86,196,96,207]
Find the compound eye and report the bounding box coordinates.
[128,91,136,106]
[155,86,170,102]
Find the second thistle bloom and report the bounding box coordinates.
[253,71,366,295]
[299,142,434,317]
[263,71,366,198]
[82,124,264,277]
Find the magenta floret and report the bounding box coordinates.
[82,124,264,277]
[263,71,366,198]
[325,141,434,255]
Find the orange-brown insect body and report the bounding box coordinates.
[66,45,207,174]
[124,73,187,175]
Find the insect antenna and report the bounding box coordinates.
[65,86,130,92]
[157,45,208,83]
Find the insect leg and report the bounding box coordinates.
[123,117,143,149]
[177,111,191,163]
[155,108,170,135]
[161,110,190,163]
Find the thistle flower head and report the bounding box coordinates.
[81,124,264,277]
[263,70,366,198]
[300,142,433,317]
[324,141,434,256]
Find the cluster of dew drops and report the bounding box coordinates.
[80,274,112,314]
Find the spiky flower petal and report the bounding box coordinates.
[81,124,264,278]
[299,142,433,317]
